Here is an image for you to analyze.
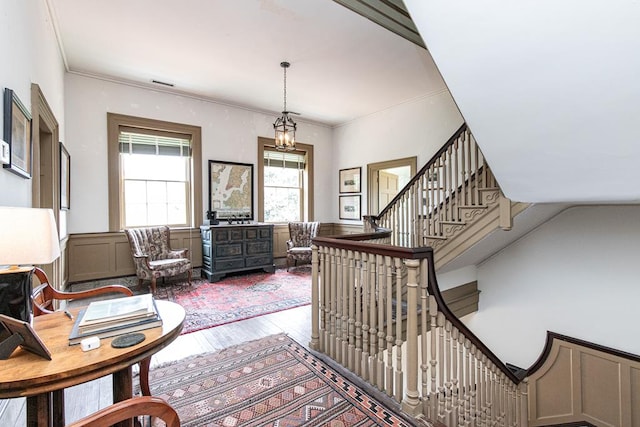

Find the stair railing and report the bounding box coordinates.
[310,231,527,426]
[365,124,498,248]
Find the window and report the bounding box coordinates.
[107,114,202,231]
[257,137,314,223]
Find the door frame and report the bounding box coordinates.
[31,83,63,288]
[366,156,417,215]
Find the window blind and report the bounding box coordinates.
[119,130,191,157]
[263,150,306,169]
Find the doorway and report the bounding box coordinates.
[367,157,417,215]
[31,84,61,288]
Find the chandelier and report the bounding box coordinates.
[273,61,297,151]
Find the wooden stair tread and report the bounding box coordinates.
[424,234,447,240]
[457,204,488,209]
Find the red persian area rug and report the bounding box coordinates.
[70,267,311,335]
[139,334,412,427]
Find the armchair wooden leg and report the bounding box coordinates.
[187,270,192,286]
[139,357,152,396]
[150,278,157,295]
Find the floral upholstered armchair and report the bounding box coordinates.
[124,226,192,294]
[286,222,320,271]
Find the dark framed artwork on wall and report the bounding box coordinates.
[208,160,254,220]
[2,88,32,178]
[339,195,361,220]
[60,143,70,210]
[339,166,361,193]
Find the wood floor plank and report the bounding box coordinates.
[2,305,313,426]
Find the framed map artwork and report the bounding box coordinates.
[208,160,254,221]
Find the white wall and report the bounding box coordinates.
[64,74,333,233]
[0,0,66,207]
[463,205,640,368]
[332,90,463,222]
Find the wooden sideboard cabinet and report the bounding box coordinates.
[200,223,275,282]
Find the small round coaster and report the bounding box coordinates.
[111,333,146,348]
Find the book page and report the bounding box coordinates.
[80,294,155,325]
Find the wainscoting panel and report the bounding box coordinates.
[67,224,360,284]
[528,333,640,426]
[68,229,202,284]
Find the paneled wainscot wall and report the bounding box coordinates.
[66,223,362,285]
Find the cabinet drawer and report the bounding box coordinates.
[213,229,243,242]
[215,243,242,258]
[259,227,272,239]
[245,256,272,268]
[246,240,271,256]
[214,258,244,271]
[245,228,258,240]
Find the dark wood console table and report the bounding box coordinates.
[200,223,275,282]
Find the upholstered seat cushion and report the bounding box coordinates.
[287,247,311,255]
[148,258,191,272]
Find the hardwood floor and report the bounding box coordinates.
[1,305,311,426]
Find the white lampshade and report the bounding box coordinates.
[0,207,61,268]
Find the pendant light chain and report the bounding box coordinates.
[283,62,287,112]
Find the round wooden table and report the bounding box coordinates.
[0,300,185,427]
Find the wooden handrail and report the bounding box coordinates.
[527,331,640,377]
[423,252,521,384]
[315,231,520,384]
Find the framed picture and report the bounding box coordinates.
[339,195,361,220]
[0,314,52,360]
[2,88,32,178]
[339,167,361,193]
[60,143,70,210]
[208,160,254,220]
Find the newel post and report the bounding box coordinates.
[309,243,319,351]
[402,259,422,415]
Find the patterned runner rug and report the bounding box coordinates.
[142,334,412,426]
[70,267,311,334]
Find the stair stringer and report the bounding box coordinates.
[434,199,530,270]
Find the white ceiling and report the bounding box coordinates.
[406,0,640,203]
[48,0,447,126]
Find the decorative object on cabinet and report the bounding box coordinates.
[339,195,361,220]
[124,226,192,294]
[208,160,254,221]
[339,166,361,193]
[0,207,60,323]
[200,223,275,282]
[2,88,32,178]
[286,221,319,271]
[60,142,70,210]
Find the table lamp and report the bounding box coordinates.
[0,207,61,324]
